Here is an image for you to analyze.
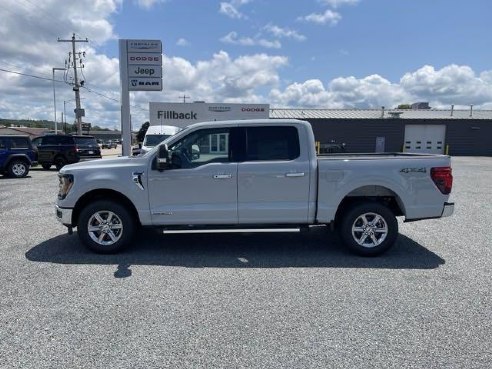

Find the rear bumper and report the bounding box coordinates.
[55,205,73,226]
[441,202,454,217]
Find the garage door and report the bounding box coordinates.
[404,125,446,154]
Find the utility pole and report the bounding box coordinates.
[179,95,190,103]
[58,33,88,135]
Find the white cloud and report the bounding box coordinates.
[220,32,281,49]
[269,65,492,110]
[135,0,166,9]
[400,65,492,105]
[263,24,306,41]
[319,0,359,8]
[299,9,342,26]
[219,0,251,19]
[176,38,189,46]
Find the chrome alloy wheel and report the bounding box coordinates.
[351,212,388,248]
[12,163,27,177]
[87,210,123,246]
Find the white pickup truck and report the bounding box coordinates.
[56,119,454,256]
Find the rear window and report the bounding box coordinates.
[245,126,300,161]
[74,137,98,145]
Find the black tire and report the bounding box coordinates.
[54,156,67,170]
[41,163,51,170]
[77,200,136,253]
[7,159,29,178]
[338,202,398,256]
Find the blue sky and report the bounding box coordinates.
[110,0,492,82]
[0,0,491,128]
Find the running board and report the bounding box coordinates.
[162,228,301,234]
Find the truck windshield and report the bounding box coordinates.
[143,134,171,147]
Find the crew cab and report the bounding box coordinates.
[55,119,454,256]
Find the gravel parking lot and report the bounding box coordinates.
[0,156,490,369]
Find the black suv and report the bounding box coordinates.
[0,135,37,178]
[34,135,101,170]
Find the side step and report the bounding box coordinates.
[162,228,301,234]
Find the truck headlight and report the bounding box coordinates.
[58,174,74,200]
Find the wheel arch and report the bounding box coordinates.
[5,154,31,167]
[72,189,141,227]
[334,185,406,225]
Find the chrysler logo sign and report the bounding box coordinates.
[208,106,231,112]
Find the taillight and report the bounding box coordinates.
[431,167,453,194]
[74,145,80,152]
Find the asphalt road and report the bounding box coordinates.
[0,157,490,368]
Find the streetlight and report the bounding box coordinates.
[52,67,66,134]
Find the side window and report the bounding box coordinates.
[43,136,57,145]
[168,128,231,169]
[10,137,29,149]
[246,126,300,161]
[59,136,73,144]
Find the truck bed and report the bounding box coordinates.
[317,152,449,160]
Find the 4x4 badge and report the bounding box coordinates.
[400,168,426,173]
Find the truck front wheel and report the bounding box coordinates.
[338,202,398,256]
[77,200,135,253]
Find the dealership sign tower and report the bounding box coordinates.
[119,39,163,156]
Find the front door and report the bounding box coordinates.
[147,127,238,225]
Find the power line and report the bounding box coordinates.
[0,67,64,83]
[0,67,148,113]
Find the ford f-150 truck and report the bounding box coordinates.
[55,119,454,256]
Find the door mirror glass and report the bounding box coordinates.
[157,144,169,171]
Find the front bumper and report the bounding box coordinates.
[55,205,73,226]
[441,202,454,217]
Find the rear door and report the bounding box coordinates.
[237,125,311,224]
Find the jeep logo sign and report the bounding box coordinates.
[128,65,162,78]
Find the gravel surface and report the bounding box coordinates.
[0,157,490,368]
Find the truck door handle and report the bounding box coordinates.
[285,172,305,177]
[213,174,232,179]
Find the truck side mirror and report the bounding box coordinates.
[157,144,169,171]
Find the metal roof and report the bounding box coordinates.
[269,108,492,120]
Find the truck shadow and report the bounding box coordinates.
[26,227,445,273]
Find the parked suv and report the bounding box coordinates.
[35,135,101,170]
[0,135,37,178]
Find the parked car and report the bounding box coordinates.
[0,135,37,178]
[101,140,117,149]
[36,135,101,170]
[55,119,454,256]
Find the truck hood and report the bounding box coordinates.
[59,156,148,174]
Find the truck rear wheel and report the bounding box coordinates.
[338,202,398,256]
[77,200,135,253]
